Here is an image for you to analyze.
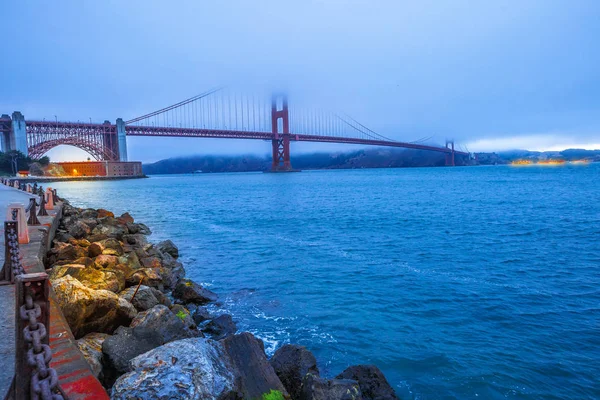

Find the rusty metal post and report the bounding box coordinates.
[27,197,41,226]
[37,188,48,217]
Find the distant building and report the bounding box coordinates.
[55,161,143,177]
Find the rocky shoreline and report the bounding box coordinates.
[47,201,399,399]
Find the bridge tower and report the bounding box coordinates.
[271,94,293,171]
[116,118,128,161]
[445,140,455,166]
[11,112,28,156]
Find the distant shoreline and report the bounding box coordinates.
[10,175,148,183]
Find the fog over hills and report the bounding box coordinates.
[142,148,600,174]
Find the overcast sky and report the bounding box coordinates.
[1,0,599,162]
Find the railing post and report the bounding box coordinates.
[6,203,30,244]
[38,188,48,217]
[27,197,41,226]
[45,188,55,211]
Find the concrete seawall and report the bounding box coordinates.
[1,185,108,399]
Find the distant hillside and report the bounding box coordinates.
[475,149,600,165]
[142,148,468,174]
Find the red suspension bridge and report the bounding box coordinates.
[1,88,467,170]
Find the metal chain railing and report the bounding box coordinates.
[0,178,65,399]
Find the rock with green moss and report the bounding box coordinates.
[130,304,194,343]
[336,365,398,400]
[170,304,196,329]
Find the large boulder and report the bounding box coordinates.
[68,220,91,239]
[122,234,148,249]
[81,208,99,219]
[118,212,134,224]
[93,254,119,270]
[203,314,237,340]
[76,332,109,378]
[222,332,289,399]
[118,285,159,311]
[299,374,362,400]
[48,242,87,264]
[112,333,289,400]
[102,326,163,373]
[336,365,398,400]
[271,345,320,399]
[126,268,163,289]
[170,304,196,330]
[130,305,192,343]
[97,208,115,218]
[52,276,137,338]
[192,307,212,325]
[89,238,124,257]
[125,222,151,235]
[118,252,142,271]
[156,239,179,259]
[49,264,122,293]
[173,278,217,305]
[91,223,127,240]
[111,338,236,400]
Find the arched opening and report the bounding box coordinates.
[28,138,112,161]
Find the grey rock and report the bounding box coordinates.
[192,306,211,325]
[111,338,236,400]
[300,374,362,400]
[102,326,163,373]
[156,239,179,258]
[118,285,159,311]
[336,365,398,400]
[221,332,289,399]
[203,314,237,340]
[170,304,196,330]
[271,344,319,399]
[130,304,192,343]
[68,220,91,239]
[173,278,217,305]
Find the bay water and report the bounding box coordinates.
[50,164,600,399]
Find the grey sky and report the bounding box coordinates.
[1,0,599,162]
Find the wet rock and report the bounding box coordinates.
[173,278,217,305]
[203,314,237,340]
[300,374,362,400]
[76,332,109,378]
[192,307,211,325]
[130,304,192,343]
[170,304,196,329]
[74,238,91,248]
[52,276,137,338]
[49,264,121,293]
[222,332,289,399]
[158,265,185,289]
[102,326,163,374]
[156,239,179,259]
[336,365,398,400]
[111,338,236,400]
[97,208,115,218]
[68,220,91,239]
[119,285,159,311]
[271,344,320,399]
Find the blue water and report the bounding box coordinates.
[51,164,600,399]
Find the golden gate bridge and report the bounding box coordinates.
[0,88,467,171]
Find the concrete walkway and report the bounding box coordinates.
[0,184,35,395]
